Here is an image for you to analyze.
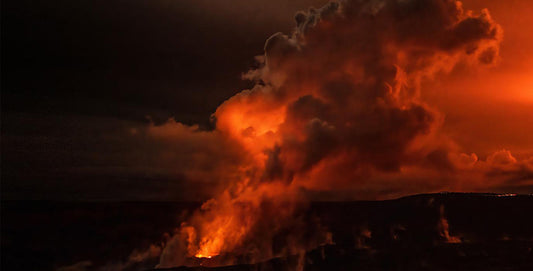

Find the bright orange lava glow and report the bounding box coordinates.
[195,254,213,259]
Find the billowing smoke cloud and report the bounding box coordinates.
[124,0,531,267]
[144,0,515,198]
[238,0,503,190]
[193,0,506,196]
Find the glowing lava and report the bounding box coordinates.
[195,254,213,259]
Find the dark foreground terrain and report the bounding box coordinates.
[153,241,533,271]
[2,193,533,271]
[151,193,533,271]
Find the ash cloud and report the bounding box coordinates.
[59,0,533,269]
[133,0,533,209]
[209,0,506,193]
[140,0,533,267]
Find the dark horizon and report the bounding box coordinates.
[3,192,533,270]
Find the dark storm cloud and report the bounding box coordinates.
[1,114,247,201]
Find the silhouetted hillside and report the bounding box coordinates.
[3,193,533,271]
[151,193,533,271]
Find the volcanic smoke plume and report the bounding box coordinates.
[141,0,530,267]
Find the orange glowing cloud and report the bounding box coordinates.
[140,0,533,266]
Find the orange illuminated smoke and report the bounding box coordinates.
[151,0,530,268]
[184,181,298,262]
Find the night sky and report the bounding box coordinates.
[2,0,532,201]
[2,0,328,200]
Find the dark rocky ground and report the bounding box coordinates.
[2,193,533,271]
[153,241,533,271]
[150,193,533,271]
